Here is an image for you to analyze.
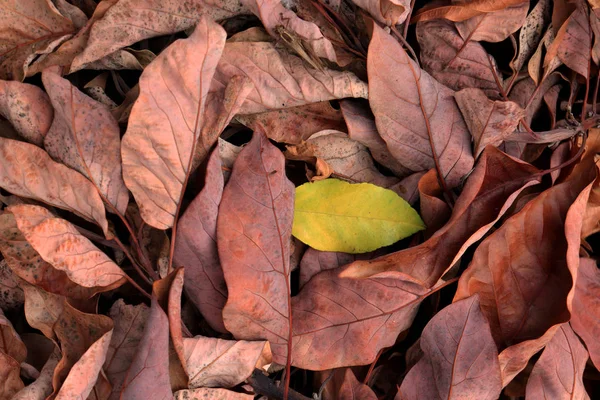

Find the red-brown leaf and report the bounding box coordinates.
[571,258,600,371]
[455,2,528,43]
[0,138,109,234]
[545,6,591,78]
[174,388,253,400]
[9,204,127,292]
[121,16,226,229]
[217,131,294,364]
[0,80,53,146]
[525,324,590,399]
[368,22,474,188]
[174,148,227,333]
[0,351,24,398]
[321,368,377,400]
[351,0,410,25]
[41,68,129,215]
[399,295,502,400]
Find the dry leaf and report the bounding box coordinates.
[571,258,600,371]
[455,2,528,43]
[368,22,474,188]
[351,0,410,26]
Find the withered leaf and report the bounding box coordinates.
[0,259,24,311]
[320,368,377,400]
[121,16,226,230]
[41,68,129,215]
[417,19,502,98]
[368,22,474,188]
[0,138,109,234]
[174,388,253,400]
[351,0,410,26]
[455,88,524,157]
[512,0,552,73]
[9,204,127,292]
[0,307,26,363]
[0,80,53,146]
[218,131,294,364]
[399,295,502,400]
[174,149,227,333]
[0,351,24,398]
[571,258,600,371]
[545,6,591,78]
[525,324,590,399]
[455,2,528,43]
[12,347,60,400]
[412,0,528,23]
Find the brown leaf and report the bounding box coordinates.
[174,149,227,333]
[41,68,129,215]
[351,0,410,26]
[12,347,60,400]
[72,0,246,70]
[342,147,540,287]
[9,204,127,292]
[236,102,346,144]
[217,131,294,364]
[120,297,172,400]
[0,213,95,299]
[174,388,253,400]
[240,0,337,64]
[0,0,75,80]
[321,368,377,400]
[512,0,552,73]
[545,6,591,78]
[212,41,367,115]
[368,22,474,189]
[418,169,451,237]
[417,19,502,98]
[571,258,600,371]
[168,269,269,388]
[51,300,113,398]
[455,88,525,157]
[291,269,429,369]
[340,100,411,178]
[399,295,502,400]
[0,138,109,234]
[0,80,53,146]
[0,307,26,363]
[121,16,226,230]
[412,0,528,23]
[0,350,24,398]
[104,299,150,400]
[525,324,590,399]
[21,281,66,340]
[286,131,402,190]
[454,164,597,385]
[299,248,378,289]
[0,259,24,311]
[455,2,528,43]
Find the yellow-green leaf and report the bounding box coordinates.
[293,179,425,253]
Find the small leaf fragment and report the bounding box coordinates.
[293,179,425,253]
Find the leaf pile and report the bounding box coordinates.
[0,0,600,399]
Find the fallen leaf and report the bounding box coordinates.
[0,138,109,234]
[0,80,53,146]
[525,324,590,399]
[341,147,540,286]
[168,269,269,388]
[0,0,75,80]
[9,204,127,292]
[320,368,377,400]
[418,169,451,237]
[298,247,377,288]
[571,258,600,371]
[236,102,346,144]
[399,295,502,400]
[369,22,474,189]
[0,307,26,363]
[0,259,24,311]
[291,269,429,369]
[455,1,528,43]
[340,99,411,178]
[0,213,96,299]
[412,0,528,23]
[12,347,60,400]
[72,0,246,70]
[120,297,172,400]
[104,299,150,400]
[455,88,525,157]
[174,148,227,333]
[545,6,591,78]
[20,281,66,340]
[417,19,502,98]
[351,0,410,26]
[121,16,226,229]
[217,131,294,364]
[212,40,368,115]
[293,179,425,253]
[0,350,24,398]
[41,68,129,215]
[512,0,552,73]
[174,388,253,400]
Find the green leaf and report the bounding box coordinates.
[292,179,425,253]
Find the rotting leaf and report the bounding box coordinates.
[292,179,425,253]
